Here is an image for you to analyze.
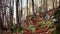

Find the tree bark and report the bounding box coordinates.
[27,0,28,15]
[32,0,35,14]
[0,0,3,30]
[9,0,13,29]
[59,0,60,6]
[56,0,57,8]
[16,0,19,26]
[52,0,54,9]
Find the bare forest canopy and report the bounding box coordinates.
[0,0,60,29]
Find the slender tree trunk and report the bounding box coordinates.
[0,0,3,30]
[20,0,22,20]
[41,0,47,13]
[45,0,47,12]
[56,0,57,8]
[9,0,13,29]
[32,0,35,14]
[19,0,22,25]
[0,0,2,22]
[59,0,60,6]
[52,0,54,9]
[27,0,28,15]
[3,3,6,30]
[2,0,4,25]
[16,0,19,27]
[41,0,43,12]
[43,0,47,12]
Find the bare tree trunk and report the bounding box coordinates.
[32,0,35,14]
[56,0,57,8]
[43,0,47,12]
[16,0,19,27]
[19,0,22,26]
[52,0,54,9]
[59,0,60,6]
[9,0,13,29]
[3,4,7,30]
[45,0,47,12]
[0,0,3,30]
[21,0,22,17]
[27,0,30,15]
[27,0,28,15]
[20,0,22,21]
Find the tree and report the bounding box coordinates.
[43,0,47,12]
[9,0,14,29]
[59,0,60,6]
[52,0,54,8]
[27,0,28,15]
[16,0,19,27]
[32,0,35,14]
[19,0,22,25]
[0,0,3,30]
[45,0,47,12]
[56,0,57,8]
